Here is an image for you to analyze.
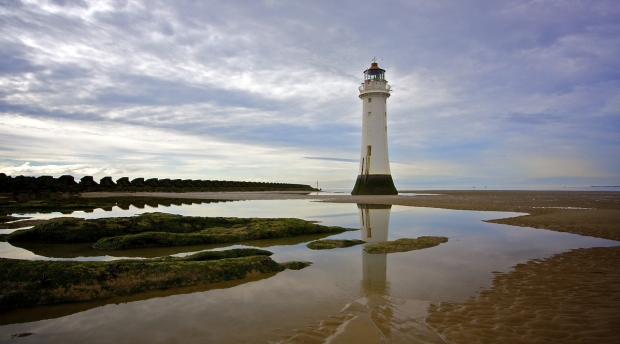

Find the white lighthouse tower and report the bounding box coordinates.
[352,60,398,195]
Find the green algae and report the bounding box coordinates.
[306,239,366,250]
[280,261,312,270]
[92,222,352,250]
[0,219,48,230]
[363,236,448,254]
[0,215,17,223]
[0,248,302,310]
[8,212,243,243]
[6,212,354,250]
[175,248,273,261]
[10,232,339,259]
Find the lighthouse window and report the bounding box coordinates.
[367,145,372,156]
[365,69,385,81]
[368,111,371,116]
[368,98,372,103]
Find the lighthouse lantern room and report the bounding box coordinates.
[351,60,398,195]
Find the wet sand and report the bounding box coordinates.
[82,190,620,342]
[426,246,620,343]
[280,297,445,344]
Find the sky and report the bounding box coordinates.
[0,0,619,189]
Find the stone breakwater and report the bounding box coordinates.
[0,173,316,195]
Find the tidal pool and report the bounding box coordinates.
[0,199,616,343]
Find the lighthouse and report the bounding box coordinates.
[351,61,398,195]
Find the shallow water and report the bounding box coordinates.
[0,200,617,343]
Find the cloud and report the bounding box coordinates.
[1,162,116,176]
[304,157,358,163]
[0,113,346,183]
[503,112,566,125]
[0,0,618,187]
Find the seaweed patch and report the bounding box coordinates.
[307,239,365,250]
[0,248,309,310]
[364,236,448,254]
[6,212,355,249]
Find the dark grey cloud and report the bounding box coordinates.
[503,112,567,125]
[51,0,88,8]
[0,0,23,9]
[93,75,273,108]
[0,54,39,74]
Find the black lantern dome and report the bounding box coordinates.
[364,62,385,81]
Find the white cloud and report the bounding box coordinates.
[1,162,116,176]
[0,113,352,184]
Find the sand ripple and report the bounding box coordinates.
[277,296,445,344]
[426,246,620,343]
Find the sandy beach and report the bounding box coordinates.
[81,190,620,342]
[426,246,620,343]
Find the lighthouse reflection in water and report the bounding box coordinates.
[358,203,392,296]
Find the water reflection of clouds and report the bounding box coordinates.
[1,200,618,342]
[305,211,359,219]
[8,199,359,223]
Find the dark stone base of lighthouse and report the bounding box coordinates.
[351,174,398,195]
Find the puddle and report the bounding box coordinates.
[0,200,616,343]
